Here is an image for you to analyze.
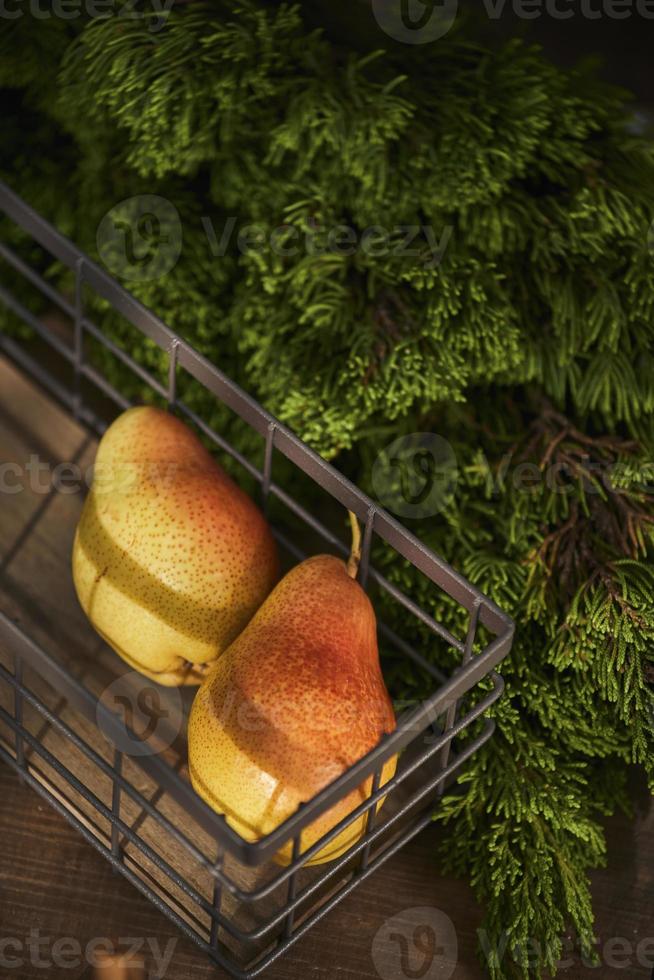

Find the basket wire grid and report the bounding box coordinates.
[0,181,515,978]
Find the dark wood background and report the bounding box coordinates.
[1,763,653,979]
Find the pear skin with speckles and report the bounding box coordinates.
[72,406,278,685]
[188,554,397,864]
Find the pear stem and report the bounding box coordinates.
[346,511,362,579]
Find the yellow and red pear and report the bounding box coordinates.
[188,523,397,865]
[72,406,278,685]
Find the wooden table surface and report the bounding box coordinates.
[0,354,652,980]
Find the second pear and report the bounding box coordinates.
[188,539,397,865]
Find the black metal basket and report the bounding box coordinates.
[0,181,514,978]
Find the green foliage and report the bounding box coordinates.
[1,6,654,977]
[370,396,653,975]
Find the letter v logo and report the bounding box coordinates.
[372,0,459,43]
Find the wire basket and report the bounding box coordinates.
[0,181,515,978]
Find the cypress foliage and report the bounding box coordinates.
[1,5,653,976]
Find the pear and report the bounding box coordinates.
[188,516,397,865]
[72,406,278,685]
